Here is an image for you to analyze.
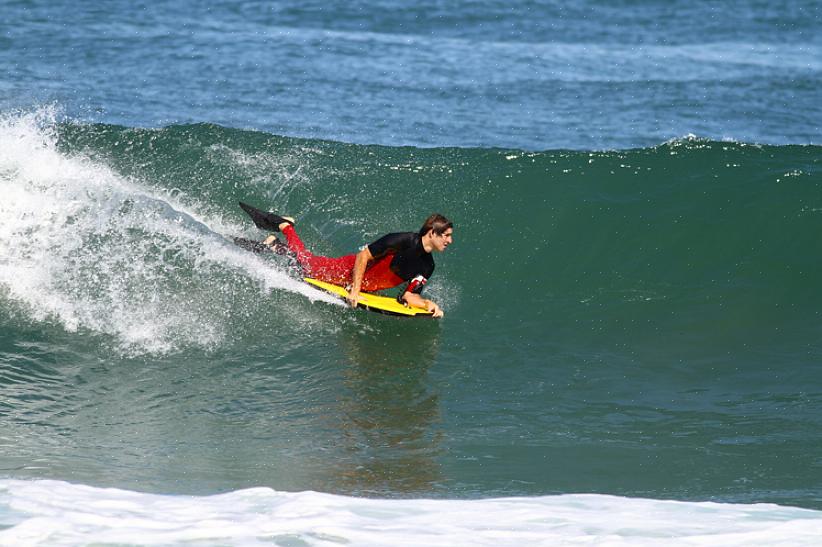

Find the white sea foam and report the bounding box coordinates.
[0,108,339,354]
[0,479,820,546]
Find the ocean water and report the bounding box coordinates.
[2,1,822,545]
[4,0,821,150]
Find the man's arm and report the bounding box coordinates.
[348,233,412,307]
[347,246,373,307]
[402,291,444,318]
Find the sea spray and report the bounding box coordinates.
[0,110,339,355]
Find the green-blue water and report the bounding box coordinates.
[2,1,822,542]
[3,1,820,150]
[2,116,821,509]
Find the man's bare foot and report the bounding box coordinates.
[277,217,295,231]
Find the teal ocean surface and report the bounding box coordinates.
[1,0,821,544]
[1,111,821,544]
[3,0,820,150]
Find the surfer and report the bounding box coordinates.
[237,203,452,318]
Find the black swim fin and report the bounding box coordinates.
[232,236,273,254]
[238,201,293,232]
[233,236,291,256]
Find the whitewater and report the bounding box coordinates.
[3,479,822,546]
[0,108,341,355]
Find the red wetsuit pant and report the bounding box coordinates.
[282,226,404,292]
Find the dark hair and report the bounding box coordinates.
[419,213,453,237]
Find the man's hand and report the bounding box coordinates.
[403,291,444,318]
[348,247,371,309]
[426,300,444,318]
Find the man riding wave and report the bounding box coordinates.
[237,202,453,318]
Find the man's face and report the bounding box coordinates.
[431,228,453,252]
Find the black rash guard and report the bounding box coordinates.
[366,232,435,298]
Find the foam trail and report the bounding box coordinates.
[0,108,338,354]
[0,479,821,546]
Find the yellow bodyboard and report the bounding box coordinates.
[304,278,433,317]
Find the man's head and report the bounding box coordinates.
[419,213,453,253]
